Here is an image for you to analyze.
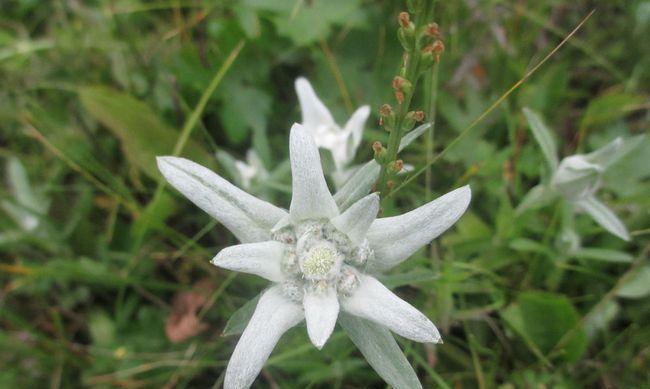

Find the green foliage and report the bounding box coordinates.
[503,292,587,363]
[1,0,648,388]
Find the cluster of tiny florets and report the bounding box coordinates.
[272,219,374,301]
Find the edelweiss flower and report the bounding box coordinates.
[518,108,643,241]
[295,77,370,180]
[157,124,471,389]
[216,149,268,191]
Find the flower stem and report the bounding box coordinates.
[377,1,437,196]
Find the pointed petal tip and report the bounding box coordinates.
[211,249,231,269]
[307,328,332,350]
[294,78,314,98]
[454,185,472,209]
[355,105,371,117]
[290,122,305,133]
[310,335,327,350]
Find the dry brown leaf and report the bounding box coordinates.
[165,278,215,343]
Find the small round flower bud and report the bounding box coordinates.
[425,23,440,38]
[397,12,416,50]
[404,110,423,130]
[351,240,374,267]
[372,141,387,163]
[282,280,304,302]
[372,141,383,154]
[379,104,396,130]
[281,248,299,275]
[431,39,445,63]
[379,104,393,117]
[398,12,411,29]
[392,76,411,92]
[393,159,404,172]
[387,180,395,190]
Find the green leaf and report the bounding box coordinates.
[580,93,645,130]
[333,160,380,211]
[246,0,364,46]
[523,107,559,172]
[516,184,557,214]
[616,265,650,299]
[220,82,271,144]
[234,5,261,39]
[502,292,587,362]
[399,123,431,151]
[509,238,555,258]
[222,294,260,336]
[379,268,438,288]
[339,313,422,389]
[572,248,633,263]
[131,191,177,239]
[78,86,214,179]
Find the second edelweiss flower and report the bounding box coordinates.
[158,124,471,389]
[295,77,371,185]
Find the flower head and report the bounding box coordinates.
[216,149,268,191]
[519,107,643,241]
[552,138,621,201]
[157,124,471,389]
[295,77,370,174]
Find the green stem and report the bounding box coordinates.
[424,56,440,201]
[377,1,432,195]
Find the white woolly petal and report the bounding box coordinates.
[583,137,624,169]
[343,105,371,157]
[289,123,339,221]
[295,77,336,130]
[212,241,287,282]
[342,274,441,344]
[367,186,471,271]
[330,193,379,244]
[224,286,304,389]
[303,287,339,349]
[578,196,631,241]
[157,157,287,243]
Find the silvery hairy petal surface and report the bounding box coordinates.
[158,123,471,389]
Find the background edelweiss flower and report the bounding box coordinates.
[216,149,268,191]
[157,124,471,389]
[517,107,645,241]
[295,77,371,184]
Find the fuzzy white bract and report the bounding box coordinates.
[157,124,471,389]
[295,77,370,184]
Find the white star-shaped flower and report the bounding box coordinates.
[518,108,644,241]
[295,77,370,178]
[157,124,471,389]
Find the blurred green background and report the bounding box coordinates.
[1,0,649,388]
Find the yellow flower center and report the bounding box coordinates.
[301,246,337,279]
